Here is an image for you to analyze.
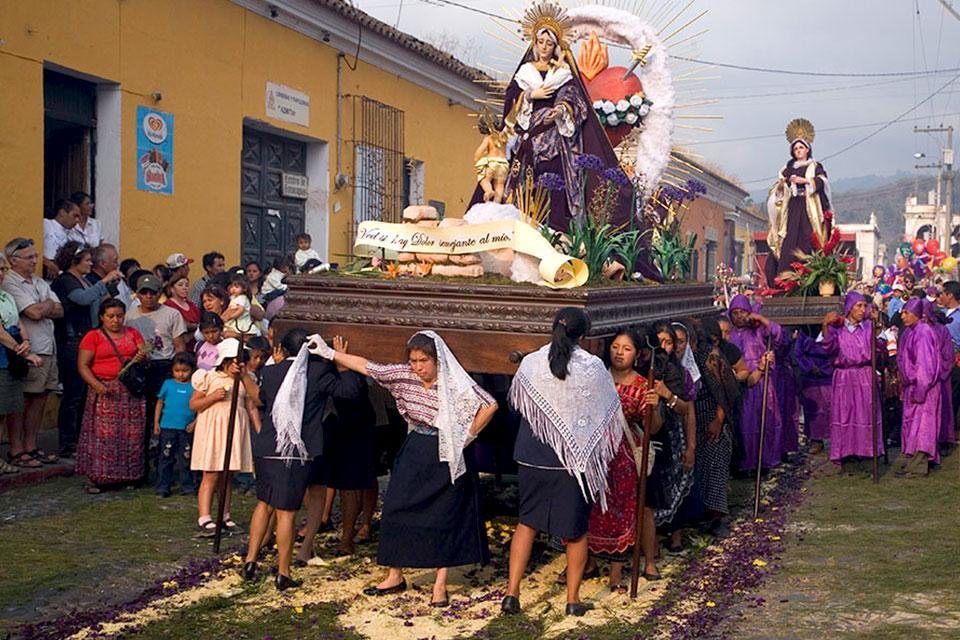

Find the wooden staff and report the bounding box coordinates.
[213,333,247,555]
[753,334,773,519]
[870,314,880,484]
[630,339,657,599]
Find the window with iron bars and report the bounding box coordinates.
[348,96,405,248]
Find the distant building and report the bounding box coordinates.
[837,213,883,280]
[668,150,751,281]
[903,191,960,256]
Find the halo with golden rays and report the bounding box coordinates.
[520,1,574,48]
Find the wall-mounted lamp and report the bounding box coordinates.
[269,5,279,18]
[150,91,163,102]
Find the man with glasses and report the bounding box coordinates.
[1,238,64,463]
[125,274,188,480]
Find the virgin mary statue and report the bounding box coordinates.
[765,118,831,286]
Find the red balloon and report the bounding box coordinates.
[926,238,941,255]
[912,239,927,255]
[936,250,948,260]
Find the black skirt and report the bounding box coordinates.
[517,465,591,540]
[377,432,489,568]
[323,409,378,491]
[254,456,314,511]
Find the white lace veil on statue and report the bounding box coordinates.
[417,330,484,484]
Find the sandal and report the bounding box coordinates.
[609,582,627,594]
[9,452,41,469]
[29,448,59,464]
[197,520,217,537]
[0,459,20,474]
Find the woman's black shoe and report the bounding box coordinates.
[500,595,521,615]
[275,573,302,591]
[565,602,594,616]
[241,561,257,582]
[362,579,407,596]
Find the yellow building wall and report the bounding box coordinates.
[0,0,479,268]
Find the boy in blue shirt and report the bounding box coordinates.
[154,353,198,497]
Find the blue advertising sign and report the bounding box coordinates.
[136,106,174,194]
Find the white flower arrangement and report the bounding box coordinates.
[593,91,653,129]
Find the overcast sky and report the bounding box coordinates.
[354,0,960,192]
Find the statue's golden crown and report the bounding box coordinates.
[521,1,573,48]
[785,118,815,145]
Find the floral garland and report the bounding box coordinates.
[593,92,653,127]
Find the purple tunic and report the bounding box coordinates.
[775,336,799,454]
[729,320,783,470]
[931,321,957,447]
[794,332,833,442]
[821,321,885,461]
[898,322,942,463]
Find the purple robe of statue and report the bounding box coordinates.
[820,320,885,462]
[898,321,942,463]
[794,332,833,442]
[775,335,799,454]
[729,320,784,471]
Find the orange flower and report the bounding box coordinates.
[384,262,400,279]
[416,261,432,277]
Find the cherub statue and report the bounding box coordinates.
[473,111,510,203]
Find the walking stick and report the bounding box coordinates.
[213,332,248,555]
[630,339,657,599]
[870,316,880,484]
[753,334,773,520]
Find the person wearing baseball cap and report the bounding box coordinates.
[126,272,189,480]
[165,253,193,280]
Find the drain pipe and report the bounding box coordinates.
[334,52,349,191]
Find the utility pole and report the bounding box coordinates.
[914,125,954,253]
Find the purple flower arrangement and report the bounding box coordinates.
[536,172,566,192]
[573,153,605,172]
[601,167,632,187]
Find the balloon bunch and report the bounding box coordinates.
[894,238,957,278]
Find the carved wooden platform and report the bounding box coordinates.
[275,275,717,374]
[759,295,843,326]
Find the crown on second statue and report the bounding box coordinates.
[785,118,816,147]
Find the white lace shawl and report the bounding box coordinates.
[419,330,484,484]
[509,345,626,510]
[271,348,311,464]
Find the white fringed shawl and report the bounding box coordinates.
[509,345,625,510]
[270,347,311,464]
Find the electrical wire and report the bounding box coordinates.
[741,71,960,185]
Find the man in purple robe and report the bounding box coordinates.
[895,298,942,476]
[924,300,957,453]
[775,330,800,457]
[820,292,885,473]
[727,294,783,471]
[794,329,833,455]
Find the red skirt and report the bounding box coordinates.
[587,438,637,556]
[76,379,145,485]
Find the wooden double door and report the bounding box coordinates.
[240,128,306,267]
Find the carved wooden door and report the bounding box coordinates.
[240,128,306,267]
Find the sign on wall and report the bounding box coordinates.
[136,106,174,194]
[266,82,310,127]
